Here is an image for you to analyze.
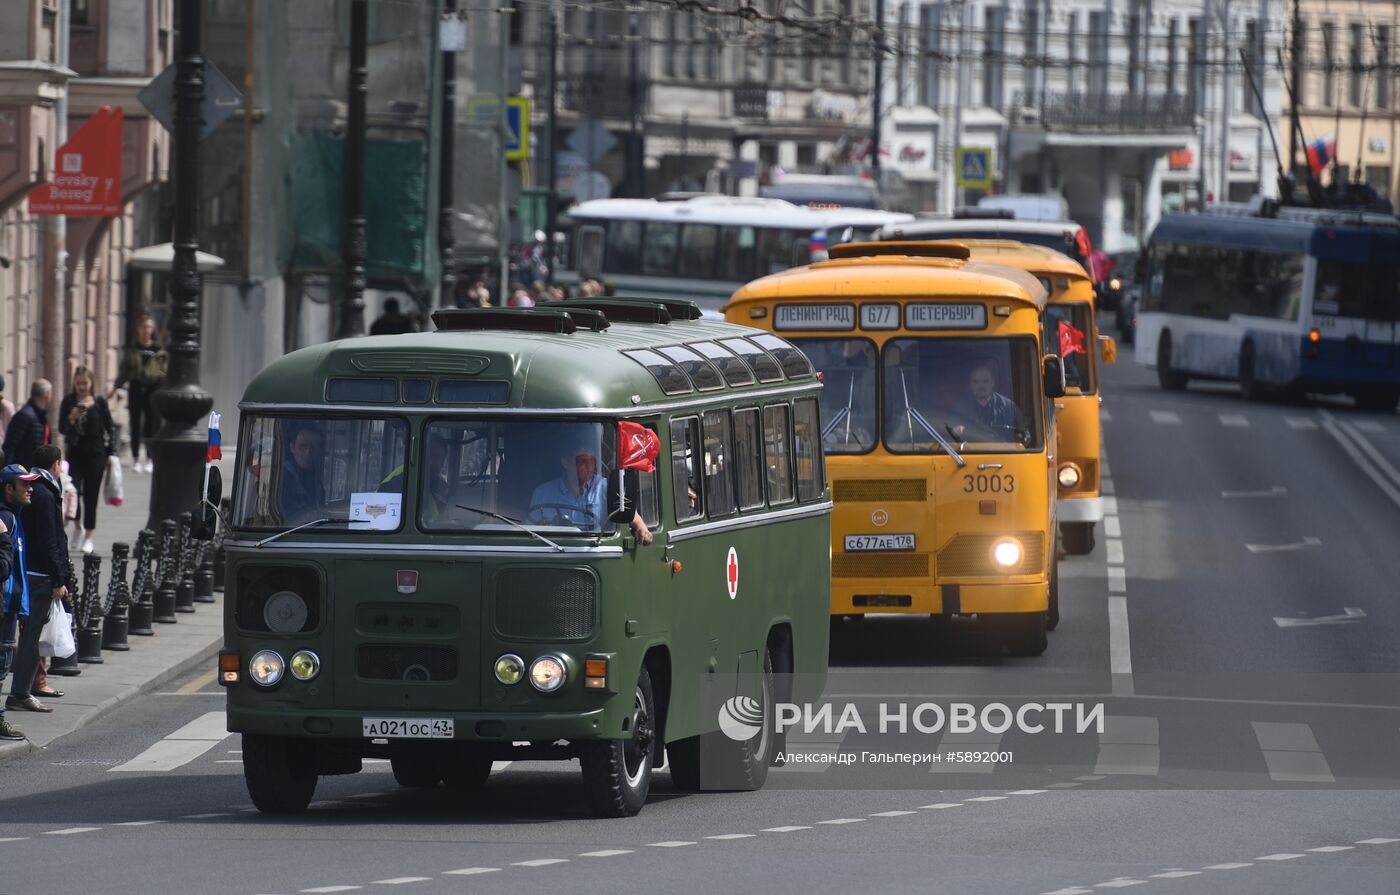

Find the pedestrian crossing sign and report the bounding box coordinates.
[956,146,994,189]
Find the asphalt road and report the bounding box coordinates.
[4,335,1399,895]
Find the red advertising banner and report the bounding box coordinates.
[28,105,124,217]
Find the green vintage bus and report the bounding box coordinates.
[217,300,831,817]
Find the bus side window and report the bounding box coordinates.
[638,430,660,528]
[793,397,824,502]
[577,224,604,278]
[702,409,737,518]
[605,220,641,274]
[670,417,704,523]
[763,404,795,505]
[733,407,765,510]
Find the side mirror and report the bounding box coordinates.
[1099,335,1118,365]
[195,466,223,540]
[607,467,640,525]
[1042,354,1067,399]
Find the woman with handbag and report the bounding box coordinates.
[113,315,167,474]
[58,366,116,555]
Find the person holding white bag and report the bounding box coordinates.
[7,446,72,713]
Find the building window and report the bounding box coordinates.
[1378,26,1392,110]
[1365,166,1391,197]
[1127,12,1142,96]
[1166,19,1178,97]
[1023,0,1039,100]
[919,3,941,107]
[664,12,677,78]
[1067,11,1080,95]
[1242,21,1259,114]
[1089,11,1108,95]
[1321,22,1336,107]
[1188,17,1203,112]
[71,0,91,26]
[982,5,1004,109]
[1349,23,1366,107]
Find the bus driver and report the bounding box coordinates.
[528,433,653,544]
[949,358,1029,444]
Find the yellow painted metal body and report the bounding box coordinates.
[725,244,1057,618]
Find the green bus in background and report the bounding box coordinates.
[217,300,831,817]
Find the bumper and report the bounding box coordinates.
[226,703,614,742]
[1057,496,1103,524]
[833,580,1048,616]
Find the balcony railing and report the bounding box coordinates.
[1016,91,1197,132]
[560,71,648,119]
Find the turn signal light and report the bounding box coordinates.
[1308,328,1321,343]
[584,657,608,690]
[671,560,683,574]
[218,650,240,686]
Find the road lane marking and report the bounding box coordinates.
[1107,567,1126,592]
[301,888,361,893]
[1046,782,1081,788]
[43,827,100,835]
[1273,608,1365,628]
[1101,496,1119,515]
[1256,854,1305,861]
[1105,539,1124,564]
[442,868,500,875]
[919,803,964,808]
[111,711,231,772]
[1221,486,1287,499]
[1218,414,1249,427]
[1008,789,1048,795]
[965,796,1007,802]
[512,858,569,866]
[1108,597,1132,675]
[1094,880,1145,888]
[649,840,699,845]
[761,827,810,833]
[176,669,216,694]
[1284,416,1318,430]
[0,837,30,842]
[1042,889,1094,895]
[706,833,756,839]
[578,850,633,857]
[1204,863,1253,870]
[870,810,916,817]
[1355,420,1386,433]
[1149,410,1180,425]
[1245,537,1321,554]
[1151,871,1201,878]
[1104,516,1121,537]
[1357,838,1400,845]
[1319,411,1400,510]
[1307,846,1354,853]
[113,820,165,826]
[818,818,866,824]
[165,711,230,740]
[1100,410,1113,423]
[371,878,431,885]
[1096,716,1158,776]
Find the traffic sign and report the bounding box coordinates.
[28,105,124,217]
[956,146,994,189]
[467,96,530,162]
[567,117,617,166]
[138,61,243,141]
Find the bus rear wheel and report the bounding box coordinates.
[666,648,775,793]
[243,733,318,814]
[580,665,657,817]
[1060,521,1095,557]
[1157,331,1188,391]
[1003,612,1048,657]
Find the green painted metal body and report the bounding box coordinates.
[224,310,830,755]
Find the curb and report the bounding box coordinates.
[0,635,224,767]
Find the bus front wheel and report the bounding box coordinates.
[243,733,318,814]
[1003,613,1048,657]
[1060,522,1095,557]
[580,665,657,817]
[1157,332,1188,391]
[391,744,442,788]
[1046,553,1063,631]
[1239,341,1266,401]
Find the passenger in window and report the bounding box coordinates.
[528,433,652,544]
[280,424,325,523]
[949,359,1029,445]
[380,434,448,522]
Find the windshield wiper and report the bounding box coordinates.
[256,517,334,548]
[456,504,564,552]
[899,370,966,468]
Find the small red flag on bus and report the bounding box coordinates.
[617,421,660,473]
[1058,320,1086,357]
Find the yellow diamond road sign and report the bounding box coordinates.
[956,146,994,189]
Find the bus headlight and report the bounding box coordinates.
[249,650,285,687]
[992,538,1024,570]
[529,655,567,693]
[1109,277,1122,291]
[289,650,321,681]
[1057,463,1082,489]
[494,653,525,685]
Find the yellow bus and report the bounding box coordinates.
[725,242,1066,656]
[947,240,1117,559]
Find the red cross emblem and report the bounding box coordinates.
[726,546,739,600]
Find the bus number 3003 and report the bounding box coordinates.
[963,474,1015,494]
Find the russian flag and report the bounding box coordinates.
[207,411,223,461]
[1306,137,1336,175]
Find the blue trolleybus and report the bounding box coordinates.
[1136,204,1400,410]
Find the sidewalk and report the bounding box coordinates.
[0,456,233,764]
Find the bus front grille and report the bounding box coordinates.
[495,568,596,640]
[833,479,928,502]
[937,532,1045,577]
[356,645,458,682]
[833,553,930,578]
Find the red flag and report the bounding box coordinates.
[28,105,124,217]
[1058,320,1086,357]
[617,421,660,473]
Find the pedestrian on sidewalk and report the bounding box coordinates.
[8,446,70,714]
[1,379,53,470]
[60,367,117,556]
[0,374,16,445]
[113,315,167,474]
[369,298,417,335]
[0,463,40,740]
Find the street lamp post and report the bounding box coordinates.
[148,0,216,530]
[439,0,459,308]
[339,0,368,338]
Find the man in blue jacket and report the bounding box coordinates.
[9,447,71,712]
[0,380,52,470]
[0,462,40,740]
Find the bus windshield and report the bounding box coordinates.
[789,338,878,453]
[883,337,1043,453]
[1315,258,1400,322]
[234,416,409,530]
[1044,303,1095,392]
[418,419,652,535]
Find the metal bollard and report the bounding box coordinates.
[153,519,179,624]
[102,542,131,651]
[128,529,156,636]
[174,513,196,614]
[194,537,216,604]
[77,553,105,664]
